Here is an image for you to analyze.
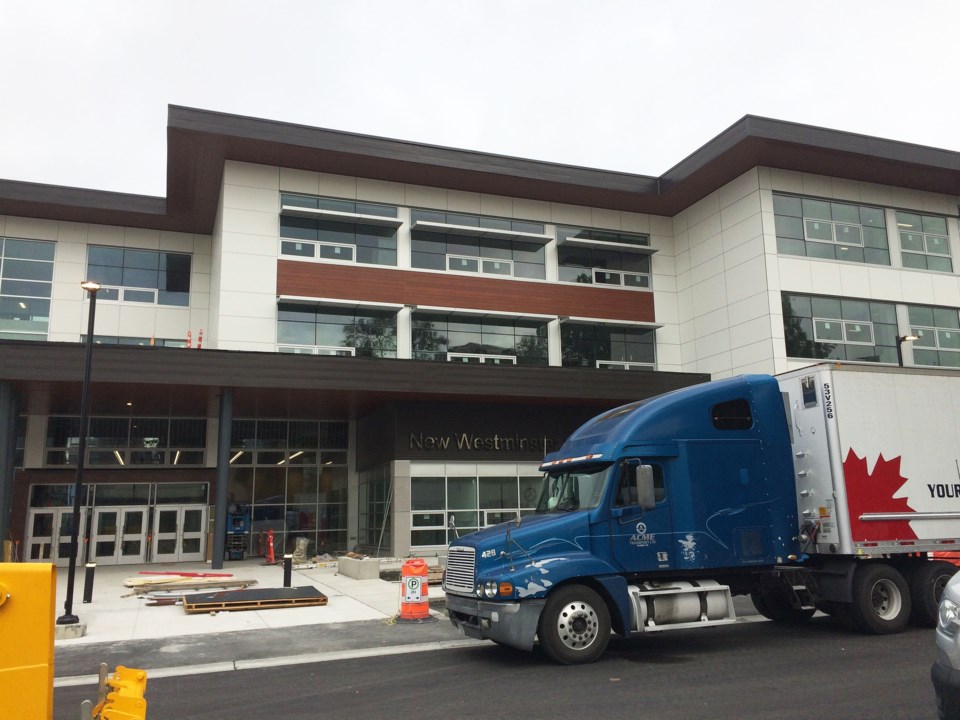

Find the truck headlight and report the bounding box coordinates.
[483,581,499,598]
[939,597,959,633]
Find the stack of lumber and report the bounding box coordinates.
[123,572,258,595]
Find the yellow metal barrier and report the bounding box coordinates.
[0,562,56,720]
[92,664,148,720]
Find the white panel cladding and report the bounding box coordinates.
[223,183,278,214]
[2,214,210,346]
[932,273,960,306]
[809,261,842,297]
[224,160,279,190]
[671,169,768,376]
[123,227,160,250]
[280,168,321,196]
[838,264,871,298]
[213,162,284,351]
[317,172,357,199]
[215,315,277,352]
[479,194,512,218]
[358,178,405,206]
[900,270,936,304]
[724,255,767,305]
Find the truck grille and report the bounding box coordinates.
[444,546,476,594]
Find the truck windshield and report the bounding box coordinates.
[536,464,611,513]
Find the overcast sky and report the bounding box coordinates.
[2,1,958,198]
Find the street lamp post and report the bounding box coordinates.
[896,334,919,368]
[57,281,100,626]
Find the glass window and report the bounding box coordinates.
[44,416,206,467]
[783,292,896,364]
[412,477,445,511]
[561,323,655,369]
[86,246,191,307]
[907,304,960,367]
[711,399,753,430]
[411,312,548,366]
[277,303,397,358]
[279,197,398,268]
[774,194,889,266]
[896,211,952,273]
[557,239,651,290]
[1,237,55,340]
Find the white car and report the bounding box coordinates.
[933,571,960,719]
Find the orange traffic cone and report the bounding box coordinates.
[266,529,275,564]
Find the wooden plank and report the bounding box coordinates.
[124,579,258,594]
[182,586,328,614]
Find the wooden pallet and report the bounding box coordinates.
[181,586,328,614]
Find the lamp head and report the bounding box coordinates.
[80,281,101,294]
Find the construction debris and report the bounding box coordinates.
[122,576,258,595]
[181,586,328,614]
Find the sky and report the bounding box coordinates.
[2,0,959,198]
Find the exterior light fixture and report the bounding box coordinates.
[57,280,101,626]
[896,334,919,367]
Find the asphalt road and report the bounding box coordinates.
[54,616,937,720]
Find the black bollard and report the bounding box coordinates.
[283,554,293,588]
[82,562,96,603]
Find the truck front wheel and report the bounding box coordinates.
[538,585,611,665]
[851,563,911,634]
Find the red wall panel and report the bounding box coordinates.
[277,261,655,323]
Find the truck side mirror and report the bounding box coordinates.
[636,465,656,510]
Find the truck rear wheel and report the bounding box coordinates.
[538,584,611,665]
[911,561,957,628]
[851,563,911,634]
[750,586,815,623]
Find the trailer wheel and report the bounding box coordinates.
[851,564,911,634]
[910,561,958,628]
[538,585,611,665]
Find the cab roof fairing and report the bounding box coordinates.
[538,375,786,471]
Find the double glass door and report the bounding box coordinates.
[152,505,206,562]
[91,506,148,565]
[26,508,88,567]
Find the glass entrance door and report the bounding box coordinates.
[25,508,88,567]
[152,505,206,562]
[91,507,147,565]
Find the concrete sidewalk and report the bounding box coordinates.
[52,558,470,684]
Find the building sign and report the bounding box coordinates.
[409,432,563,454]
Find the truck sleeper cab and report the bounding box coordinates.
[445,375,801,663]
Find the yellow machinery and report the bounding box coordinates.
[0,562,56,719]
[0,562,147,719]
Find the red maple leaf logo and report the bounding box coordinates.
[843,449,916,542]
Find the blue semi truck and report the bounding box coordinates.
[443,363,960,663]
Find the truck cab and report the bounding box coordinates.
[444,375,801,663]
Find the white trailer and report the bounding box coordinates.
[765,363,960,630]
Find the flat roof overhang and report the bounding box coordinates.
[0,341,708,419]
[0,108,957,236]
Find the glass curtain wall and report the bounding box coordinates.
[227,420,349,555]
[411,312,548,365]
[277,303,397,357]
[357,464,392,552]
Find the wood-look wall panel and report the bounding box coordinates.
[277,261,655,323]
